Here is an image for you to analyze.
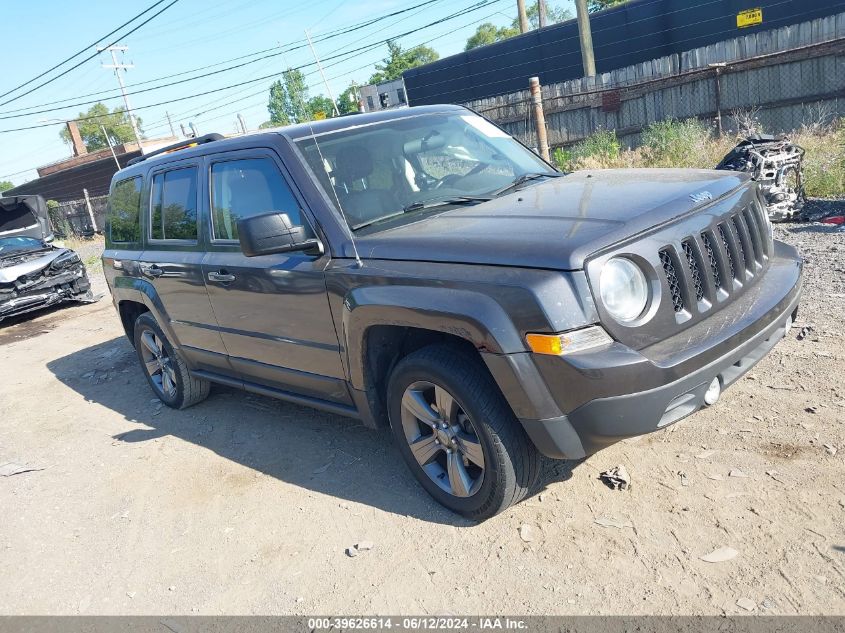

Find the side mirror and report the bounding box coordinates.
[237,212,322,257]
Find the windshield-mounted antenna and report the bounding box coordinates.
[280,42,363,269]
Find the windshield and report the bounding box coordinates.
[295,112,556,231]
[0,236,46,255]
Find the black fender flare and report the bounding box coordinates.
[341,285,526,391]
[111,277,181,352]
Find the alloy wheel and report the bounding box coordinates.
[139,330,178,400]
[399,380,485,498]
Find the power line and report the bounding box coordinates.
[0,0,172,103]
[0,0,446,118]
[0,0,501,124]
[0,0,182,109]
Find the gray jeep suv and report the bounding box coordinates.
[103,105,802,520]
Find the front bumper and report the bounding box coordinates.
[493,240,802,459]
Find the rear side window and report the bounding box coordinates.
[210,158,308,241]
[109,176,142,243]
[150,167,198,241]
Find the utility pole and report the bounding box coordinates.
[165,111,176,138]
[100,125,121,169]
[537,0,547,28]
[237,113,247,134]
[516,0,529,33]
[574,0,596,77]
[305,29,340,117]
[99,45,145,153]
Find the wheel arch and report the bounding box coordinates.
[341,285,527,428]
[112,279,178,349]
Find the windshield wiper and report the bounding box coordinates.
[492,172,562,197]
[402,196,492,213]
[353,196,493,231]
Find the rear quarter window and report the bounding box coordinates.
[108,176,143,243]
[150,167,198,241]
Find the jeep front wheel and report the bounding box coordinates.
[387,345,540,520]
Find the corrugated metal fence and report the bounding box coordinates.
[465,12,845,149]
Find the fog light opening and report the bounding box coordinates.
[704,377,722,406]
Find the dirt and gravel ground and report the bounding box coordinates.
[1,220,843,616]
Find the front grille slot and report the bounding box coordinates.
[681,240,705,302]
[742,206,765,262]
[659,249,685,313]
[718,224,736,281]
[731,216,750,272]
[701,232,722,290]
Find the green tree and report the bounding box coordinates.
[465,4,573,51]
[0,180,13,194]
[465,23,519,51]
[267,79,290,126]
[369,41,439,84]
[337,83,361,115]
[588,0,629,12]
[515,3,573,29]
[58,103,142,152]
[266,68,312,126]
[307,95,336,119]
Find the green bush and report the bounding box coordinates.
[554,129,622,171]
[641,118,714,168]
[46,199,74,238]
[792,120,845,198]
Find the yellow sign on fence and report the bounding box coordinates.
[737,8,763,28]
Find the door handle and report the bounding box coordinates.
[140,264,164,278]
[207,271,236,283]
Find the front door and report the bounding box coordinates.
[199,151,350,405]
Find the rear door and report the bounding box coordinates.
[139,159,232,376]
[200,149,349,405]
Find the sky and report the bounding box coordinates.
[0,0,576,186]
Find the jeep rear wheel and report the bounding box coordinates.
[387,344,540,520]
[133,313,210,409]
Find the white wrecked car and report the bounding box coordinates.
[0,195,96,323]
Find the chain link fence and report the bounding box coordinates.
[466,13,845,151]
[47,195,108,238]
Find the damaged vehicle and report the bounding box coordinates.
[104,105,802,520]
[0,195,95,323]
[716,134,805,221]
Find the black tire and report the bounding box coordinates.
[133,312,210,409]
[387,344,540,521]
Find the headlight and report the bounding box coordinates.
[599,257,649,322]
[51,251,80,268]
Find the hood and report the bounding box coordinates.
[354,169,751,270]
[0,195,53,241]
[0,247,67,283]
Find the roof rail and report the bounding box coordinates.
[126,133,224,167]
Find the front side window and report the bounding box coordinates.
[150,167,198,241]
[210,158,310,241]
[109,176,142,243]
[295,112,555,232]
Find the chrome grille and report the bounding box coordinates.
[659,249,684,313]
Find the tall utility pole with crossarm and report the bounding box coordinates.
[99,45,144,153]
